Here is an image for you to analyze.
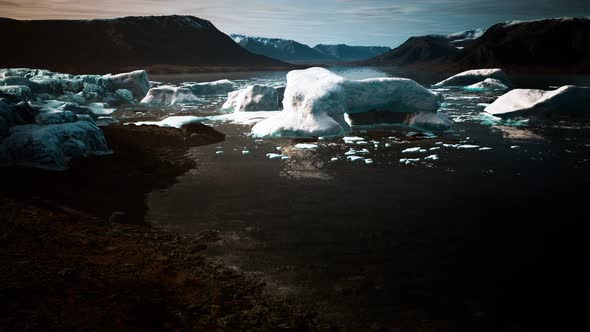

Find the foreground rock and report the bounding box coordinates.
[484,85,590,118]
[221,85,279,112]
[252,67,444,137]
[140,86,200,105]
[0,195,316,330]
[434,69,511,87]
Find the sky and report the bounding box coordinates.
[1,0,590,47]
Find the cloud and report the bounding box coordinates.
[0,0,589,47]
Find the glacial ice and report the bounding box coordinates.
[251,67,443,138]
[294,143,318,150]
[221,85,279,112]
[0,85,33,102]
[182,79,235,95]
[484,86,590,118]
[0,121,110,170]
[140,86,200,105]
[434,69,512,88]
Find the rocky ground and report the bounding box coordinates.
[0,124,318,331]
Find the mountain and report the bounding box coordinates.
[358,29,483,66]
[313,44,391,62]
[451,18,590,72]
[361,18,590,73]
[0,15,288,74]
[231,34,390,64]
[231,34,334,64]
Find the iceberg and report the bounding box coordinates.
[484,85,590,118]
[252,67,442,138]
[97,70,150,99]
[183,79,235,95]
[0,98,37,137]
[221,85,279,112]
[464,78,510,91]
[434,69,511,88]
[0,121,110,170]
[140,86,200,105]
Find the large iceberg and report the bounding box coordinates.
[182,79,235,95]
[221,85,279,112]
[251,67,443,137]
[140,86,200,105]
[484,85,590,118]
[434,69,512,88]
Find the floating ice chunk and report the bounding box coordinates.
[99,70,150,99]
[364,158,374,164]
[402,147,426,153]
[294,143,318,150]
[266,153,286,160]
[95,116,119,126]
[424,154,439,161]
[343,136,364,143]
[330,157,339,162]
[347,155,365,162]
[399,158,420,164]
[242,150,250,154]
[484,86,590,118]
[216,151,224,155]
[434,69,512,87]
[0,121,110,170]
[221,85,279,112]
[511,145,520,149]
[429,147,440,151]
[457,144,480,149]
[479,147,492,151]
[183,79,235,95]
[251,67,441,137]
[140,86,200,105]
[133,115,204,128]
[88,102,116,116]
[406,112,452,131]
[464,78,510,91]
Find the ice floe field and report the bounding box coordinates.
[2,65,590,329]
[132,68,590,329]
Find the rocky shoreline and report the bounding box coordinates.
[0,123,318,330]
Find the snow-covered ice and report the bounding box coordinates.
[251,67,443,137]
[294,143,318,150]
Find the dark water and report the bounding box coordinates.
[141,68,590,331]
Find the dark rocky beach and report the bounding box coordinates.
[0,123,318,331]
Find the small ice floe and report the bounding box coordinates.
[443,143,459,148]
[364,158,374,164]
[347,156,365,162]
[215,151,224,155]
[294,143,318,150]
[429,147,441,151]
[345,148,370,155]
[242,150,250,154]
[479,147,492,151]
[343,136,365,143]
[399,158,420,164]
[330,157,339,162]
[457,144,480,149]
[276,146,283,151]
[511,145,520,149]
[402,147,427,153]
[424,154,439,161]
[266,153,285,160]
[384,143,392,147]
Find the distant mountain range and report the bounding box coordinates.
[231,34,390,64]
[0,15,288,74]
[360,18,590,73]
